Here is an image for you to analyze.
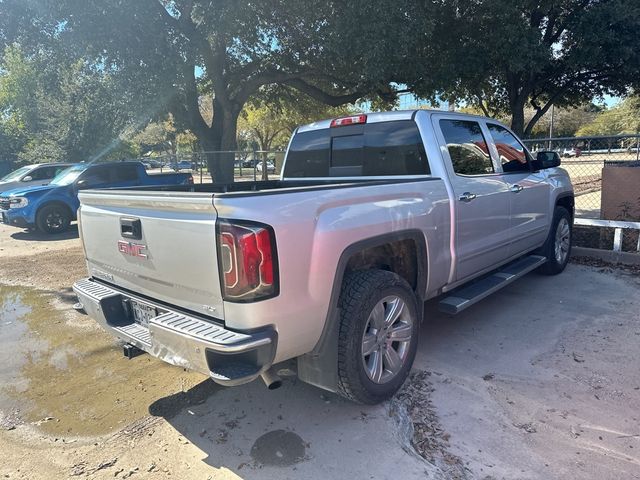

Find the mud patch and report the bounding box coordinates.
[250,430,306,466]
[0,284,205,437]
[389,371,468,479]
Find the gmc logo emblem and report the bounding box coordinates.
[117,240,148,259]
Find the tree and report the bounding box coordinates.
[133,117,178,156]
[576,95,640,136]
[238,105,289,153]
[0,44,138,163]
[526,104,602,138]
[238,90,356,152]
[6,0,423,182]
[409,0,640,137]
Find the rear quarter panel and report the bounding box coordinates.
[215,179,451,363]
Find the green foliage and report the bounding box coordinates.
[3,0,418,181]
[526,104,603,138]
[0,44,139,164]
[408,0,640,136]
[238,88,356,151]
[576,96,640,136]
[132,117,178,156]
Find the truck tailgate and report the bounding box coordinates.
[78,189,225,319]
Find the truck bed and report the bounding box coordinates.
[116,178,431,196]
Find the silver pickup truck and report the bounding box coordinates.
[73,111,573,404]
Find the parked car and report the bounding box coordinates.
[562,147,582,158]
[0,163,72,193]
[0,161,193,234]
[73,111,573,404]
[240,158,256,168]
[256,161,276,174]
[170,160,193,171]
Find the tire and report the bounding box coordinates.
[337,270,419,404]
[538,206,572,275]
[36,204,71,234]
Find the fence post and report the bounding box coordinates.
[253,148,257,182]
[636,134,639,162]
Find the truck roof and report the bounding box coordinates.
[24,162,74,168]
[66,161,144,170]
[297,110,503,133]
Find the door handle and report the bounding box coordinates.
[120,217,142,240]
[510,184,524,193]
[458,192,477,203]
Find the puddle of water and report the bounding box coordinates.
[250,430,307,466]
[0,285,204,437]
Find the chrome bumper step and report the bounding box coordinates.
[73,278,277,386]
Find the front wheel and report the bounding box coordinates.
[36,204,71,234]
[538,206,572,275]
[337,270,419,404]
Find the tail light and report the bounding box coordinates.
[217,220,279,302]
[330,114,367,127]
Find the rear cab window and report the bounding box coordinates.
[283,120,430,178]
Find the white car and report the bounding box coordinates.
[561,147,582,158]
[256,161,276,173]
[0,163,72,193]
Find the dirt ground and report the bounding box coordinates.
[0,222,639,479]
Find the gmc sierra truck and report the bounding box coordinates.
[73,111,573,404]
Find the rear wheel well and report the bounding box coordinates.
[556,195,574,221]
[344,239,420,292]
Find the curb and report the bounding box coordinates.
[571,246,640,266]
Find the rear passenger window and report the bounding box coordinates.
[81,167,111,187]
[284,120,429,177]
[487,124,530,172]
[111,165,139,182]
[440,120,494,176]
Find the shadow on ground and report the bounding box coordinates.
[148,374,432,479]
[11,224,79,242]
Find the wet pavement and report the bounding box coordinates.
[0,284,204,437]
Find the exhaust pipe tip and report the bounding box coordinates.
[260,367,282,390]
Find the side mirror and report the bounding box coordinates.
[22,175,33,182]
[76,179,89,189]
[533,151,561,170]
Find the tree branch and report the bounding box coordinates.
[474,90,491,117]
[524,88,567,136]
[282,78,365,106]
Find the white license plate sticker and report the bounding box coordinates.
[129,300,157,326]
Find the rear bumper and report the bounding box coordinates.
[73,278,277,386]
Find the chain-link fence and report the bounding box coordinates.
[524,134,640,252]
[133,150,285,183]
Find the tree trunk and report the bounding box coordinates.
[510,99,526,137]
[202,100,239,183]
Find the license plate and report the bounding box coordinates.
[129,299,157,327]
